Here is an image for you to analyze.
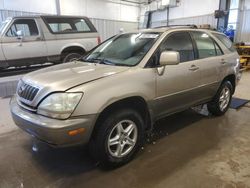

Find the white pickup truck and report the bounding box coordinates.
[0,15,100,69]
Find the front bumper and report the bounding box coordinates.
[10,96,97,147]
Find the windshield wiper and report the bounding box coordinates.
[83,58,115,65]
[99,59,116,65]
[82,58,100,63]
[83,58,131,67]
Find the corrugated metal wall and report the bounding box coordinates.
[169,14,217,28]
[151,13,217,28]
[90,18,138,41]
[0,9,40,21]
[0,9,138,41]
[237,9,250,42]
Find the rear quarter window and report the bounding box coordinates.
[42,17,96,34]
[213,33,236,52]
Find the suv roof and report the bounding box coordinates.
[139,25,223,35]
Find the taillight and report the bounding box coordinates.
[97,36,101,44]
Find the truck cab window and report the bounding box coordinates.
[44,17,92,33]
[6,19,39,37]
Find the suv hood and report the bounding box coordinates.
[22,61,129,91]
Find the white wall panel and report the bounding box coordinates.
[90,18,138,40]
[59,0,87,16]
[0,0,57,14]
[237,9,250,42]
[169,0,220,19]
[0,9,40,22]
[151,13,217,28]
[148,0,220,28]
[0,0,140,22]
[244,0,250,9]
[60,0,139,22]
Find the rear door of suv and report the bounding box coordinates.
[212,32,239,80]
[189,31,224,101]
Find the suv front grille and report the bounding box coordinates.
[17,83,39,101]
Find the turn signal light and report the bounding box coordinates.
[68,128,85,136]
[97,36,101,44]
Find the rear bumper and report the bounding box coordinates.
[10,96,97,147]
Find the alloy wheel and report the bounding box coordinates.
[107,120,138,158]
[219,86,231,111]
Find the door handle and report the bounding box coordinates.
[189,65,199,71]
[35,37,42,41]
[221,59,227,65]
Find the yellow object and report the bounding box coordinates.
[236,45,250,70]
[240,59,247,63]
[238,46,250,49]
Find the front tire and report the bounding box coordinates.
[62,52,83,63]
[89,108,145,167]
[207,81,233,116]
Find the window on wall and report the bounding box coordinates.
[228,0,240,30]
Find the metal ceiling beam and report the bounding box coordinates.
[55,0,61,15]
[121,0,155,5]
[121,0,141,4]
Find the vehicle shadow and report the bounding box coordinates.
[148,108,207,143]
[28,141,97,176]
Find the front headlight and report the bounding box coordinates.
[37,92,83,119]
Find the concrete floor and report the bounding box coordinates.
[1,72,250,188]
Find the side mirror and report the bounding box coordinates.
[16,30,23,39]
[159,51,180,66]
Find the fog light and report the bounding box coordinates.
[68,128,85,136]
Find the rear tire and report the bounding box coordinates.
[89,108,145,167]
[207,81,233,116]
[62,52,83,63]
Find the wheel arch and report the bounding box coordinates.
[60,45,86,59]
[222,74,236,94]
[91,96,152,138]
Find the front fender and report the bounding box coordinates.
[69,68,156,116]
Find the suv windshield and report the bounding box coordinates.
[84,32,161,66]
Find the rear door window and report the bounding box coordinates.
[191,32,217,59]
[215,42,223,56]
[43,17,95,34]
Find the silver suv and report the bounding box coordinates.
[10,26,240,166]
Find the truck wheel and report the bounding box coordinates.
[207,81,233,116]
[89,108,145,167]
[62,53,82,63]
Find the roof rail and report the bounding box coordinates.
[153,24,198,29]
